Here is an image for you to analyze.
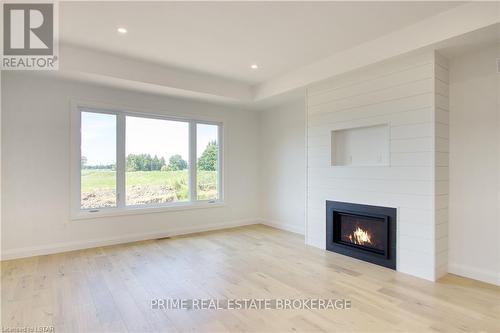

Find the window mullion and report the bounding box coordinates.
[189,121,197,202]
[116,114,126,208]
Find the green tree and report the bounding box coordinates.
[126,154,140,171]
[143,154,152,171]
[197,141,218,171]
[167,154,188,171]
[127,154,167,171]
[151,155,161,171]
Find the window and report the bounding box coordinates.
[73,105,223,216]
[126,116,189,206]
[197,123,219,200]
[80,111,117,209]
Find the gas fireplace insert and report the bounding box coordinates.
[326,201,396,269]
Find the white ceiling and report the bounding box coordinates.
[60,1,464,84]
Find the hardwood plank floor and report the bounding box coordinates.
[1,225,499,332]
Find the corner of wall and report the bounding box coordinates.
[257,98,307,238]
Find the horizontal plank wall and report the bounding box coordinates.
[434,52,450,280]
[306,51,445,281]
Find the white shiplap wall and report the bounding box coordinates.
[306,51,448,281]
[434,53,449,279]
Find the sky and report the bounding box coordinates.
[81,112,218,166]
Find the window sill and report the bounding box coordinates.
[71,201,225,221]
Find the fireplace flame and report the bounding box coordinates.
[348,227,372,245]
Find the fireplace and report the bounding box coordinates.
[326,201,396,269]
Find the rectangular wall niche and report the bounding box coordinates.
[331,124,389,166]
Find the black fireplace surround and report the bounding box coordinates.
[326,201,396,269]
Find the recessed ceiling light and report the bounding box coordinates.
[117,27,127,34]
[250,64,259,69]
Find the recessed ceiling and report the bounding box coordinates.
[436,23,500,58]
[60,1,464,84]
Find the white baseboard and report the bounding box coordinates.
[260,219,305,235]
[448,262,500,286]
[1,219,259,261]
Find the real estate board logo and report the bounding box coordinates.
[2,2,58,70]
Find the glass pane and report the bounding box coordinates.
[81,112,117,209]
[126,116,189,206]
[339,214,385,251]
[197,124,219,200]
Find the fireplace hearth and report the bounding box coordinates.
[326,201,396,269]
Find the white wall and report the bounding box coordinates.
[1,72,260,259]
[306,51,448,281]
[259,100,306,235]
[448,45,500,285]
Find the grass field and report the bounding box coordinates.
[81,169,217,208]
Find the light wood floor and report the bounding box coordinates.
[1,225,499,332]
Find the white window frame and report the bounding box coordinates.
[70,101,224,219]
